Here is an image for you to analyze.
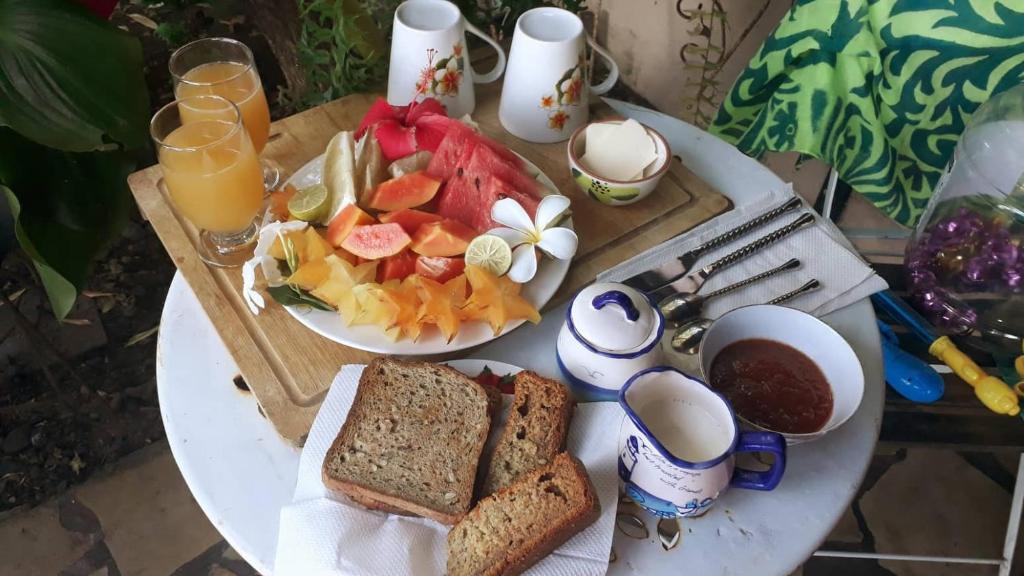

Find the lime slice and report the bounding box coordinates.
[288,183,330,222]
[466,234,513,276]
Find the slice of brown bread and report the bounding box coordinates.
[447,452,601,576]
[322,357,491,524]
[480,371,574,496]
[341,369,503,517]
[343,492,414,516]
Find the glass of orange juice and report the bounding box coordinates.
[151,96,264,268]
[169,37,279,192]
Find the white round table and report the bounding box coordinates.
[156,107,884,575]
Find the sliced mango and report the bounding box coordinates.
[268,184,297,221]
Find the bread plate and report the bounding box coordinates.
[280,153,571,355]
[442,358,523,382]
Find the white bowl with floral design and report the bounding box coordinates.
[567,119,671,206]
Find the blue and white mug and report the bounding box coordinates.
[617,367,786,518]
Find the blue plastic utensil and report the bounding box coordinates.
[872,290,1020,416]
[877,319,944,403]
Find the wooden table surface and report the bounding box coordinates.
[128,81,731,441]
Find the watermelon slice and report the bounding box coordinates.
[463,141,540,198]
[426,122,524,182]
[437,173,540,233]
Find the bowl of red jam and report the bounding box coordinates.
[698,305,864,444]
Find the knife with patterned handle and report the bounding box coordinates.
[648,212,816,303]
[622,197,803,293]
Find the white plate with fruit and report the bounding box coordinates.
[248,98,574,355]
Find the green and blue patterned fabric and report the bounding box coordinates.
[710,0,1024,226]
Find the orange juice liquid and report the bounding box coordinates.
[176,61,271,153]
[160,120,263,233]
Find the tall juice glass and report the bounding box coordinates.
[151,96,263,267]
[169,37,279,191]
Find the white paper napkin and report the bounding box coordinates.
[598,185,888,319]
[275,365,622,576]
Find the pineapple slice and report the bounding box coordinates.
[310,255,379,323]
[287,259,331,291]
[268,230,307,261]
[303,227,334,263]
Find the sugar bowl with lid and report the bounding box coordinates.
[556,283,666,401]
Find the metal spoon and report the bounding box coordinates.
[659,258,800,324]
[670,279,821,354]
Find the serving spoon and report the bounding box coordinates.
[670,279,821,354]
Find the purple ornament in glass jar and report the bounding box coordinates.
[1005,266,1024,292]
[904,85,1024,345]
[963,255,996,286]
[908,268,937,291]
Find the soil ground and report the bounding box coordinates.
[0,2,286,516]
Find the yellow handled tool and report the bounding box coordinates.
[873,291,1021,416]
[930,336,1020,416]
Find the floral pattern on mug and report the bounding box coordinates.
[541,51,586,131]
[415,43,465,98]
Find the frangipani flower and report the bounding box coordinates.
[242,220,309,314]
[488,195,578,284]
[559,68,583,105]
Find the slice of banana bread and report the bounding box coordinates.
[447,452,600,576]
[480,371,573,496]
[322,357,491,524]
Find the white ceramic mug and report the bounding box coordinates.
[387,0,506,118]
[498,7,619,143]
[617,367,786,519]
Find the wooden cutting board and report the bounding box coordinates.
[128,81,730,442]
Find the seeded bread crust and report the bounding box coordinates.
[343,492,414,516]
[322,357,491,525]
[481,371,574,496]
[447,452,601,576]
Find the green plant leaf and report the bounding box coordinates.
[340,0,385,60]
[267,284,334,311]
[0,128,134,319]
[0,0,150,152]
